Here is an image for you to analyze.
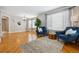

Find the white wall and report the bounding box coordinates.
[9,16,27,32]
[0,9,27,33]
[9,16,15,32]
[37,14,46,26]
[14,17,26,32]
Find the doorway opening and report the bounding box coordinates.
[2,16,9,33]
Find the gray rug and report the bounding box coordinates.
[20,37,64,53]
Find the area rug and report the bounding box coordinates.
[20,37,64,53]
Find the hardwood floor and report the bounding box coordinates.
[62,43,79,53]
[0,31,79,53]
[0,31,36,53]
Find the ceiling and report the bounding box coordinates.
[0,6,60,18]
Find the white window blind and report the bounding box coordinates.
[47,10,70,31]
[47,14,52,30]
[52,11,64,31]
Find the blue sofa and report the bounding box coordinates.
[56,27,79,42]
[36,27,48,37]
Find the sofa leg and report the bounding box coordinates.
[75,39,79,45]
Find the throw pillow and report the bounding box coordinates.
[65,29,77,35]
[38,28,43,32]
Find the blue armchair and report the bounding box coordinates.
[36,27,48,37]
[56,27,79,42]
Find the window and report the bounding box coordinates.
[28,20,32,29]
[28,19,36,29]
[47,10,70,31]
[47,14,52,30]
[31,19,36,28]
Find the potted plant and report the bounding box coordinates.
[35,18,41,30]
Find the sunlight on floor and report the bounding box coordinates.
[28,33,37,42]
